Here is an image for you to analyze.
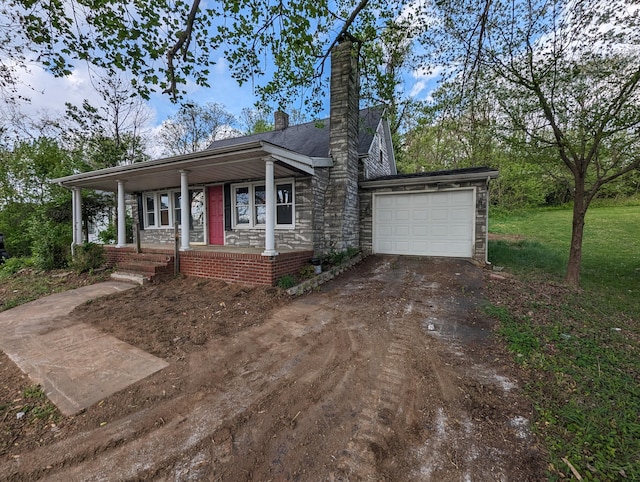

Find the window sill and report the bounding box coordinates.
[232,225,295,230]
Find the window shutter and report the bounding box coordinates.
[224,184,232,231]
[136,193,145,230]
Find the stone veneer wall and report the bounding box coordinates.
[359,179,490,264]
[139,228,175,244]
[323,38,360,253]
[311,170,330,256]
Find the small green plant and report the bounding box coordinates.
[19,385,58,421]
[299,264,316,279]
[483,303,540,360]
[70,243,105,273]
[98,224,117,244]
[277,274,296,289]
[324,247,360,267]
[29,217,72,270]
[23,385,46,399]
[0,257,34,278]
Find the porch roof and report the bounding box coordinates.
[51,141,332,193]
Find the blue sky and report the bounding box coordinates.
[12,56,259,130]
[9,41,441,149]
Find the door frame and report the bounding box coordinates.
[207,184,225,245]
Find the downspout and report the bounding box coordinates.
[485,176,491,266]
[58,182,77,257]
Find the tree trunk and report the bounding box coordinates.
[566,177,587,287]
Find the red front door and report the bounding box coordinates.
[208,185,224,245]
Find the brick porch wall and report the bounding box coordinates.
[104,246,313,286]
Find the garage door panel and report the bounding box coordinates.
[374,191,474,258]
[431,208,449,221]
[431,194,450,206]
[451,207,472,220]
[377,209,394,222]
[413,225,428,236]
[412,209,429,222]
[451,225,470,237]
[430,225,448,237]
[377,225,396,236]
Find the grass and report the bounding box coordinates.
[0,262,110,312]
[490,204,640,306]
[486,204,640,481]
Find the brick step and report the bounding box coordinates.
[125,253,173,263]
[112,253,174,284]
[117,261,171,275]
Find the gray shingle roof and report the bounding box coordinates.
[207,106,384,158]
[368,166,497,182]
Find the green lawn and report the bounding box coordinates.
[486,204,640,481]
[490,205,640,306]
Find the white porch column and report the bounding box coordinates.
[116,179,127,247]
[262,158,279,257]
[72,187,83,246]
[180,170,191,250]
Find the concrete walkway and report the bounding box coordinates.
[0,281,169,416]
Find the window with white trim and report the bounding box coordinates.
[159,193,170,226]
[232,180,295,228]
[143,188,205,234]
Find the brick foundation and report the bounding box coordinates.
[104,246,313,286]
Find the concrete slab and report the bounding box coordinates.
[0,281,169,416]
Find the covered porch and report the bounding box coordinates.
[51,140,331,285]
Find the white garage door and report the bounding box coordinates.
[373,190,475,257]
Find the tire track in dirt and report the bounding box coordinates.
[332,269,423,479]
[2,299,351,481]
[1,256,544,481]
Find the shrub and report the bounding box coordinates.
[98,224,116,244]
[0,257,34,278]
[70,243,105,273]
[324,247,360,266]
[299,264,316,279]
[277,274,296,289]
[29,219,71,270]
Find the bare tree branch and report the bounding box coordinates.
[163,0,202,98]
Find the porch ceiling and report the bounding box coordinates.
[52,141,331,192]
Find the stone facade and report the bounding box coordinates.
[359,178,490,264]
[139,227,175,244]
[322,38,361,253]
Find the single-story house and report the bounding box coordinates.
[52,38,498,285]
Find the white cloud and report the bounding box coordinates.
[7,61,102,118]
[409,65,445,98]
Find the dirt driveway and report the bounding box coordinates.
[1,255,544,480]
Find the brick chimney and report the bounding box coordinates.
[323,36,361,252]
[274,110,289,130]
